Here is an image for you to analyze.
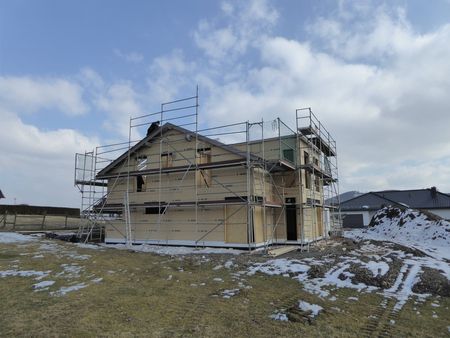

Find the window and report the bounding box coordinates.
[161,152,173,168]
[136,175,145,192]
[283,149,294,163]
[145,207,166,214]
[305,172,311,189]
[135,156,148,192]
[197,148,212,187]
[303,151,310,165]
[315,176,320,192]
[136,155,148,171]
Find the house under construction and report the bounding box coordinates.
[74,92,341,248]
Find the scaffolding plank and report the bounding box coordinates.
[96,159,247,179]
[267,246,298,257]
[75,180,108,187]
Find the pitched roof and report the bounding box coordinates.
[325,190,363,205]
[97,122,257,177]
[0,190,4,199]
[341,188,450,211]
[340,192,403,211]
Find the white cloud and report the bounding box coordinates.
[77,68,144,140]
[147,49,196,103]
[114,49,144,63]
[79,67,105,91]
[185,2,450,192]
[193,0,278,62]
[96,82,143,139]
[0,70,144,206]
[0,110,98,206]
[308,4,422,63]
[0,76,88,116]
[221,1,234,15]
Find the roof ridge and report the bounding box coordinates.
[370,192,406,207]
[96,122,260,178]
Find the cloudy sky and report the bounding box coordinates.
[1,0,450,207]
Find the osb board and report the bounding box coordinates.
[224,205,247,244]
[253,206,264,243]
[273,208,287,240]
[105,221,225,242]
[107,167,250,205]
[267,245,298,257]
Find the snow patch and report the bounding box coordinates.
[0,269,50,279]
[269,312,288,321]
[345,207,450,260]
[298,300,323,318]
[56,264,83,278]
[0,232,35,244]
[222,289,240,298]
[363,261,390,277]
[50,283,87,296]
[102,243,243,256]
[33,280,55,289]
[74,243,103,250]
[248,258,310,276]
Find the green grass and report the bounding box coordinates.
[0,240,448,337]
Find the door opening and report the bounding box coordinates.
[286,198,297,241]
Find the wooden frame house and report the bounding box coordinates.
[75,94,340,248]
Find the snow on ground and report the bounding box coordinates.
[363,261,390,277]
[103,243,244,255]
[269,312,289,321]
[50,283,87,296]
[247,258,310,276]
[33,280,55,289]
[0,233,107,297]
[0,232,35,244]
[56,263,83,278]
[74,243,104,250]
[345,207,450,260]
[0,269,50,279]
[221,288,240,298]
[247,239,450,313]
[298,300,323,318]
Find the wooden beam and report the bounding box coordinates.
[267,245,298,257]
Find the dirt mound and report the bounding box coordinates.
[347,257,403,289]
[366,206,450,260]
[369,207,450,245]
[412,267,450,297]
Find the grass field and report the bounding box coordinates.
[0,235,449,337]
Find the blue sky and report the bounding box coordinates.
[1,0,450,207]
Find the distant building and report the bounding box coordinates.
[340,188,450,228]
[325,190,362,205]
[0,190,5,199]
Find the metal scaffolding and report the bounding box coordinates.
[74,91,341,246]
[296,108,342,239]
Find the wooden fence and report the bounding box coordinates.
[0,211,86,231]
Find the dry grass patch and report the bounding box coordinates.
[0,238,449,337]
